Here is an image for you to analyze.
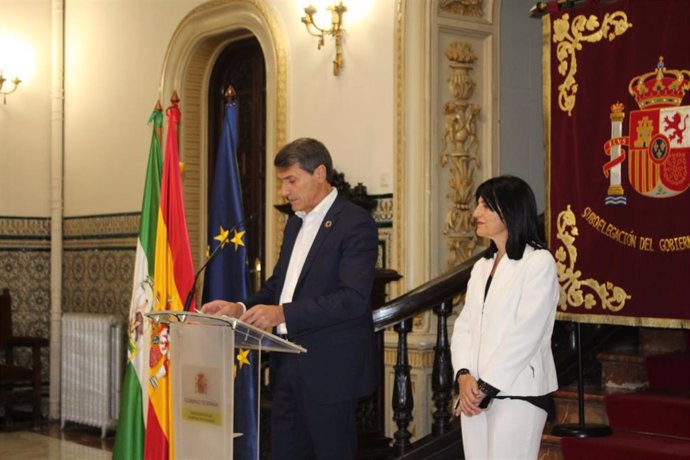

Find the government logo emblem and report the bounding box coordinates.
[195,372,208,395]
[603,57,690,205]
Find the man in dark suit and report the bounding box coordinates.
[201,138,379,460]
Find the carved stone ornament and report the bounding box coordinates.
[439,0,483,18]
[441,41,481,267]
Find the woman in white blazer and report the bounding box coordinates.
[451,175,559,459]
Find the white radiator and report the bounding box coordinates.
[61,313,124,438]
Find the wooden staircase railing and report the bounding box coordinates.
[371,249,632,459]
[371,252,484,458]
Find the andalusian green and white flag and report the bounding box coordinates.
[113,106,163,460]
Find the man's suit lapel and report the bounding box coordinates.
[294,195,345,293]
[283,215,303,251]
[276,215,302,300]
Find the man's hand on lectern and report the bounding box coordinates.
[200,300,244,318]
[240,304,285,330]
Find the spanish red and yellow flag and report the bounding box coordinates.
[144,94,196,459]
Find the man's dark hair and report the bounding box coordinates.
[475,175,545,260]
[274,138,334,183]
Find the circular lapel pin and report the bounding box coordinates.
[324,220,333,228]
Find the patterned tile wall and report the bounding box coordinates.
[0,214,138,377]
[0,196,393,376]
[0,217,52,377]
[62,213,138,319]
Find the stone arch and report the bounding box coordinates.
[160,0,287,269]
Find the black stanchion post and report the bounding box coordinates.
[552,322,612,438]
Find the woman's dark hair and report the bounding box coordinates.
[274,138,334,183]
[475,175,545,260]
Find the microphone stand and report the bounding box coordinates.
[183,215,254,312]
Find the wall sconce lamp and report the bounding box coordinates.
[0,70,21,105]
[301,1,347,76]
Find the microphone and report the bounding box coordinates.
[183,213,256,312]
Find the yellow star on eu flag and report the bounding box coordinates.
[214,226,230,248]
[230,228,246,251]
[236,348,251,369]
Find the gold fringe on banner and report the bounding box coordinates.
[557,312,690,329]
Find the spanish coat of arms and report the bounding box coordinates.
[603,57,690,205]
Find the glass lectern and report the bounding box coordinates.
[147,311,306,460]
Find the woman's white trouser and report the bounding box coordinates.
[460,398,547,460]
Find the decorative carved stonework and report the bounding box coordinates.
[441,42,480,267]
[440,0,483,17]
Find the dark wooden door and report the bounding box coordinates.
[208,36,266,290]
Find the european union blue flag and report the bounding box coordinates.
[202,96,258,459]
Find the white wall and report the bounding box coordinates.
[63,0,206,216]
[273,0,395,194]
[1,0,396,220]
[0,0,52,217]
[60,0,394,217]
[2,0,535,218]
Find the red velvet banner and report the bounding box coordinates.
[545,0,690,328]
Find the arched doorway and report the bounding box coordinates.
[159,0,288,274]
[207,36,267,290]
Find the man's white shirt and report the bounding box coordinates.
[276,188,338,334]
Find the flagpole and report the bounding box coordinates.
[113,102,164,460]
[202,84,259,459]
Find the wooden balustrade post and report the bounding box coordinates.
[431,299,454,436]
[392,318,414,455]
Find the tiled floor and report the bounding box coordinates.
[0,418,113,460]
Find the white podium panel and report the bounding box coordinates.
[147,312,306,460]
[170,322,235,459]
